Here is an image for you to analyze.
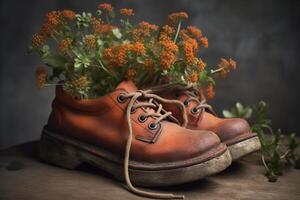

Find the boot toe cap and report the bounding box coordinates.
[215,118,253,144]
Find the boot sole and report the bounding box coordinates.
[38,127,232,187]
[228,136,261,160]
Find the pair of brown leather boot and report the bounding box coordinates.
[39,80,260,199]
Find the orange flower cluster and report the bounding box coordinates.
[131,42,145,55]
[103,42,146,67]
[125,68,137,80]
[188,72,198,83]
[120,8,134,16]
[187,26,202,41]
[85,35,96,49]
[35,67,48,89]
[32,33,46,47]
[46,11,62,27]
[159,25,175,41]
[92,17,116,35]
[159,36,178,70]
[183,38,198,65]
[218,58,237,77]
[168,12,188,25]
[197,58,206,71]
[69,76,90,90]
[132,21,158,41]
[98,3,113,13]
[145,59,155,70]
[162,25,175,35]
[181,26,208,48]
[62,10,76,20]
[206,84,215,99]
[32,10,76,47]
[58,38,72,54]
[200,37,208,48]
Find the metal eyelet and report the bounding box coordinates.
[183,100,189,106]
[148,122,158,130]
[191,107,200,114]
[138,115,147,123]
[117,94,126,103]
[130,107,136,113]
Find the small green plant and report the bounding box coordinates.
[222,102,252,119]
[223,101,299,182]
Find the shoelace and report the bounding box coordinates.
[149,84,215,117]
[122,90,187,199]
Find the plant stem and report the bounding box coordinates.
[210,67,223,74]
[261,154,270,172]
[174,21,182,43]
[96,59,119,80]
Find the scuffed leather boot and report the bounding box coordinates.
[38,81,232,199]
[150,84,261,160]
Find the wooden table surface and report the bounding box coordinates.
[0,141,299,200]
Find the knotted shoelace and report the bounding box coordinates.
[122,90,187,199]
[150,84,216,118]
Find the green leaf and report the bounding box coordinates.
[236,102,244,114]
[43,54,68,68]
[112,28,122,39]
[136,56,144,64]
[222,110,235,118]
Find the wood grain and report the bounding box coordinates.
[0,141,299,200]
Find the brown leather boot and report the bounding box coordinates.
[38,81,232,199]
[149,84,261,160]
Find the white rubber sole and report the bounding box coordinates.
[228,136,261,160]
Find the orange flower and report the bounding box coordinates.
[46,11,62,26]
[206,84,215,99]
[62,10,76,20]
[183,38,198,65]
[145,59,155,70]
[32,33,45,47]
[35,67,48,89]
[187,26,202,41]
[85,35,96,49]
[58,38,72,54]
[197,58,206,71]
[179,29,190,40]
[160,39,178,53]
[228,58,237,70]
[120,8,134,16]
[103,44,133,67]
[131,21,158,40]
[218,58,237,78]
[40,23,52,37]
[103,47,113,62]
[158,37,178,70]
[94,24,116,35]
[161,25,175,35]
[98,3,113,13]
[125,68,137,80]
[132,42,145,55]
[168,12,188,25]
[188,72,199,83]
[160,51,176,70]
[200,37,208,48]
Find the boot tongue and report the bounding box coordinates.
[116,80,138,93]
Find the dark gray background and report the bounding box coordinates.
[0,0,299,149]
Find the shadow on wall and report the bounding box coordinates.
[0,0,299,149]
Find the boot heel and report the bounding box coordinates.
[38,133,82,169]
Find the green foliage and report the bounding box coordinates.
[30,4,236,99]
[223,101,299,182]
[222,102,252,119]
